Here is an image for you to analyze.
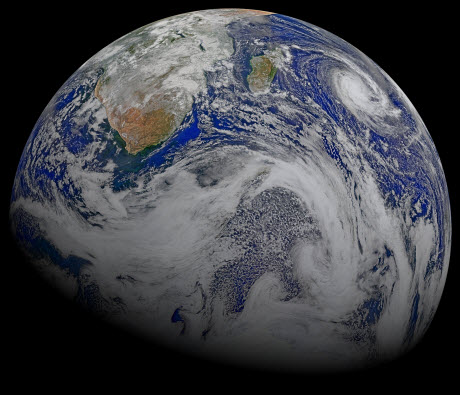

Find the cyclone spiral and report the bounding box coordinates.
[10,9,451,372]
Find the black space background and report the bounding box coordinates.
[3,2,457,390]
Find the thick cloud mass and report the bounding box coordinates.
[10,9,451,372]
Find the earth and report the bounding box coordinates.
[10,9,451,372]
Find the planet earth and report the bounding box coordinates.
[10,9,451,372]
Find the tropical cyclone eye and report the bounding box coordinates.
[10,9,451,373]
